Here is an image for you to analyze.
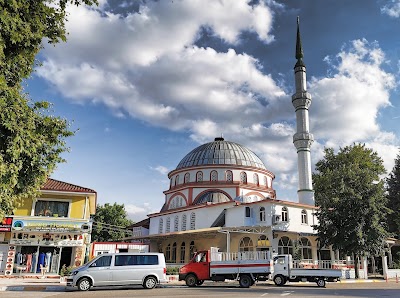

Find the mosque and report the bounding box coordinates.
[129,20,396,278]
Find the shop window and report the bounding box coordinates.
[259,207,266,222]
[210,170,218,181]
[239,236,254,252]
[281,207,288,222]
[181,214,187,231]
[34,200,69,217]
[180,242,186,263]
[184,173,190,183]
[278,236,293,255]
[158,218,163,234]
[301,209,308,224]
[226,170,233,182]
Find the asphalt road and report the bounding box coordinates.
[2,282,400,298]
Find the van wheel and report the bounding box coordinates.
[317,278,326,288]
[239,274,252,288]
[77,277,91,291]
[143,276,157,289]
[273,275,286,286]
[197,280,204,286]
[185,274,198,287]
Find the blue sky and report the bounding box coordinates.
[26,0,400,221]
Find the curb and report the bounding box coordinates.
[0,285,66,292]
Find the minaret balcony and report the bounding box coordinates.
[292,92,312,109]
[293,133,314,149]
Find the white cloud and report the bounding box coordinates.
[381,0,400,17]
[151,166,169,175]
[125,203,159,222]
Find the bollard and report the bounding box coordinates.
[396,273,398,283]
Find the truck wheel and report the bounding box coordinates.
[317,278,326,288]
[273,275,286,286]
[185,274,198,287]
[143,276,157,289]
[197,280,204,286]
[239,274,252,288]
[77,277,91,291]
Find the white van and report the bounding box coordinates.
[67,253,167,291]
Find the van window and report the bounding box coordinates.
[91,255,112,267]
[115,255,159,266]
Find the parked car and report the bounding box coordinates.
[67,252,167,291]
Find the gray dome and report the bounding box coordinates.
[176,137,267,170]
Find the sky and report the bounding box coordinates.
[26,0,400,222]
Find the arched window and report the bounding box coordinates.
[172,242,177,263]
[184,173,190,183]
[253,173,259,186]
[301,209,308,224]
[196,171,203,182]
[181,214,187,231]
[166,217,171,233]
[190,212,196,230]
[299,237,312,260]
[226,170,233,182]
[174,215,179,231]
[174,175,179,186]
[189,241,195,258]
[240,171,247,184]
[259,207,266,222]
[180,242,186,263]
[158,218,163,234]
[166,244,171,262]
[278,236,293,255]
[281,207,288,222]
[239,236,254,252]
[264,176,268,187]
[257,235,270,251]
[210,170,218,181]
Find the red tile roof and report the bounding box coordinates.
[41,178,96,194]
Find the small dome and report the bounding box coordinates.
[176,137,267,170]
[194,191,231,205]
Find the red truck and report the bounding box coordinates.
[178,249,272,288]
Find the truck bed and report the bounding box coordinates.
[210,259,272,275]
[290,268,342,277]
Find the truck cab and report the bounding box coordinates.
[179,250,210,286]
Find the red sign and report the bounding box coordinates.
[0,217,12,232]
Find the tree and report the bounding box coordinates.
[0,0,97,220]
[313,144,389,278]
[91,203,134,242]
[387,151,400,236]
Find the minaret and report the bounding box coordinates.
[292,17,314,206]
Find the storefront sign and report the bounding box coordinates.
[11,219,91,233]
[0,217,12,232]
[9,238,84,246]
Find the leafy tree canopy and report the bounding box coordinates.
[0,0,97,220]
[387,151,400,236]
[313,144,389,259]
[91,203,134,242]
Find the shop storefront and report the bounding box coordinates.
[5,218,91,276]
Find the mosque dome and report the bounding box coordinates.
[175,137,267,170]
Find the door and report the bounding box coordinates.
[111,254,134,285]
[190,251,209,281]
[87,255,112,286]
[273,256,289,276]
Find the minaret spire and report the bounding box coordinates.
[292,17,314,206]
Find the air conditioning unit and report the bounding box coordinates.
[272,215,281,225]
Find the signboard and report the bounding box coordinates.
[10,232,86,246]
[11,219,91,233]
[0,217,12,232]
[9,238,84,247]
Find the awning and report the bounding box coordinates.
[126,227,223,241]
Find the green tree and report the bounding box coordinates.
[313,144,389,279]
[91,203,134,242]
[387,151,400,236]
[0,0,97,220]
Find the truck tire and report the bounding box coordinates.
[185,274,198,287]
[239,274,252,288]
[317,278,326,287]
[273,275,286,286]
[143,276,157,289]
[77,277,91,291]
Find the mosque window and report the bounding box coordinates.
[180,242,186,263]
[196,171,203,182]
[172,242,177,263]
[189,241,195,258]
[226,170,233,182]
[278,236,293,255]
[281,207,288,222]
[166,217,171,233]
[239,236,254,252]
[259,207,266,222]
[166,244,171,262]
[257,235,270,250]
[299,237,312,260]
[210,170,218,181]
[245,207,251,217]
[264,176,267,187]
[158,218,163,234]
[174,215,179,231]
[240,172,247,184]
[181,214,187,231]
[190,212,196,230]
[174,175,179,186]
[184,173,190,183]
[301,209,308,224]
[253,173,259,186]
